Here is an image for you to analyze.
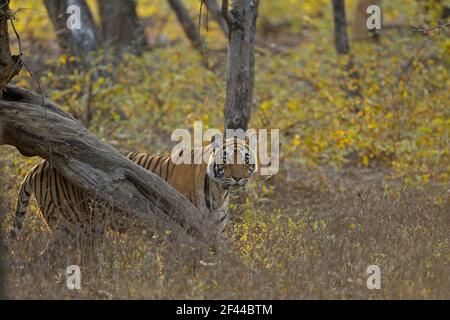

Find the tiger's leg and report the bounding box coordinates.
[11,165,39,239]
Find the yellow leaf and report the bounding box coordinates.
[260,101,272,112]
[362,155,369,167]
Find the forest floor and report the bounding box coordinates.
[1,147,449,299]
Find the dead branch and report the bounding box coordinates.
[203,0,229,37]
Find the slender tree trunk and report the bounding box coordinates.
[332,0,351,55]
[44,0,102,57]
[98,0,147,54]
[97,0,115,46]
[332,0,362,107]
[203,0,229,37]
[222,0,259,131]
[0,1,20,96]
[168,0,205,54]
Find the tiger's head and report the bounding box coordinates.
[206,135,257,189]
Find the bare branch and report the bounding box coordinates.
[204,0,229,37]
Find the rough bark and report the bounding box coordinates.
[44,0,102,56]
[168,0,205,54]
[222,0,259,131]
[203,0,229,37]
[0,86,222,248]
[332,0,351,55]
[332,0,362,105]
[0,1,20,97]
[352,0,381,42]
[98,0,147,54]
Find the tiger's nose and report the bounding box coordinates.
[233,177,247,186]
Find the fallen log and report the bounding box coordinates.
[0,85,221,248]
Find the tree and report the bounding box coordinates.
[331,0,362,107]
[44,0,102,57]
[332,0,351,56]
[98,0,148,55]
[221,0,259,131]
[203,0,229,37]
[168,0,206,56]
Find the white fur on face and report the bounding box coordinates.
[207,139,257,185]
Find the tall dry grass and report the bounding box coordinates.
[0,158,448,299]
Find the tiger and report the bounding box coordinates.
[11,136,257,242]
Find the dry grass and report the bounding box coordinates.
[1,153,448,300]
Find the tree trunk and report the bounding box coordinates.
[97,0,115,45]
[0,1,20,97]
[222,0,259,131]
[332,0,362,106]
[44,0,102,57]
[352,0,381,42]
[203,0,229,37]
[168,0,205,55]
[0,86,222,248]
[98,0,147,54]
[332,0,351,55]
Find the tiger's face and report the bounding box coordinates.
[207,137,257,189]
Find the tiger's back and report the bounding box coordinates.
[125,150,212,211]
[12,138,257,240]
[12,149,221,240]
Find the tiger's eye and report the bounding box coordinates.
[216,164,225,176]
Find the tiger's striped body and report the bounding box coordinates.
[127,150,231,229]
[12,138,256,241]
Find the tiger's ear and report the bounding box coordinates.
[211,134,223,150]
